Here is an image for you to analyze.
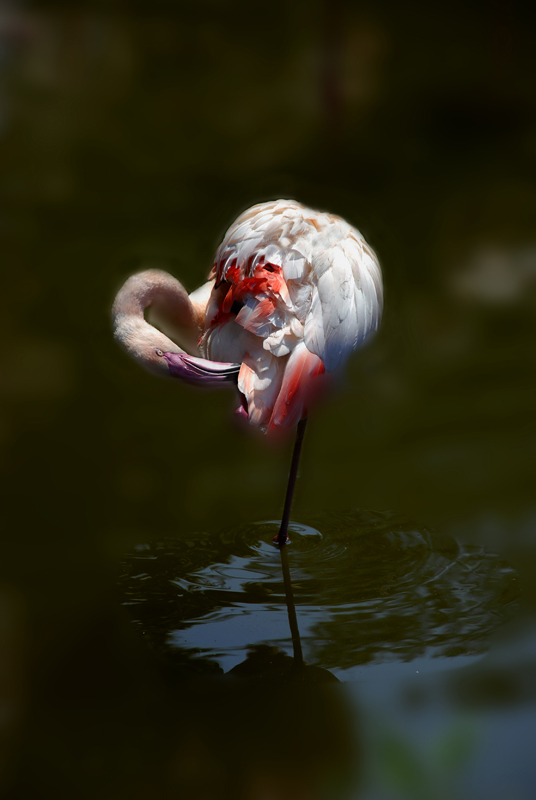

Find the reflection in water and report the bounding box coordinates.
[120,510,519,679]
[280,545,304,666]
[128,542,354,799]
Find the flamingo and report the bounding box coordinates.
[112,200,383,545]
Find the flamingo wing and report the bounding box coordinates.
[268,341,325,430]
[205,200,383,432]
[303,231,383,372]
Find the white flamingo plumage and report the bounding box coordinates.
[112,200,383,543]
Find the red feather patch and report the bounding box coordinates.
[269,346,325,431]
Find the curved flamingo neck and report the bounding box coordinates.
[114,269,198,326]
[112,269,198,376]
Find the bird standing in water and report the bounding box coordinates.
[112,200,383,545]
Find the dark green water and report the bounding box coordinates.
[2,2,536,798]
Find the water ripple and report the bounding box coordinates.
[119,510,519,678]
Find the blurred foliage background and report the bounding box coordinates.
[1,0,536,797]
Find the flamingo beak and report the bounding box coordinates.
[157,350,240,387]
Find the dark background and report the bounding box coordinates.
[1,0,536,797]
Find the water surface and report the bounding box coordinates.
[121,510,519,679]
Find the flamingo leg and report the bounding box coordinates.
[274,417,308,547]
